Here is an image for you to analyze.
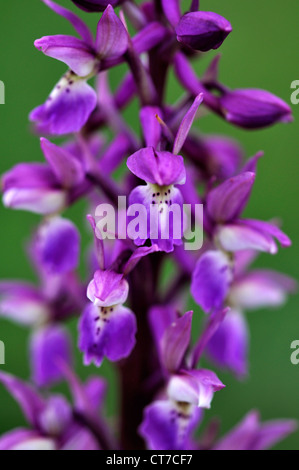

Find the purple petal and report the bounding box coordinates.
[149,305,178,355]
[241,219,291,247]
[35,217,80,275]
[207,172,255,223]
[230,270,297,310]
[79,303,137,366]
[139,400,201,450]
[128,183,185,253]
[87,270,128,307]
[140,107,162,148]
[176,11,232,52]
[173,93,203,155]
[30,325,72,388]
[0,429,56,450]
[71,0,120,13]
[0,282,49,326]
[216,223,278,254]
[41,138,84,188]
[168,369,225,409]
[214,411,297,450]
[34,35,96,77]
[191,250,233,313]
[191,308,228,368]
[2,163,66,215]
[96,5,128,59]
[161,0,181,27]
[61,426,99,450]
[220,88,293,129]
[30,72,97,136]
[0,429,54,451]
[207,310,248,377]
[38,395,72,436]
[133,22,169,55]
[123,245,160,275]
[42,0,93,45]
[0,372,45,427]
[127,147,186,185]
[161,311,193,373]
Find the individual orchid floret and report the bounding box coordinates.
[71,0,121,12]
[214,410,297,450]
[2,138,85,215]
[34,216,80,275]
[220,88,293,129]
[127,148,186,252]
[206,253,296,377]
[30,3,128,135]
[176,12,232,52]
[206,171,291,254]
[140,369,224,450]
[79,270,137,366]
[0,372,101,450]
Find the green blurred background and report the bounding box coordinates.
[0,0,299,449]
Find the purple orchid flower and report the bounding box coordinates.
[127,94,203,253]
[140,306,225,450]
[30,1,128,135]
[0,371,109,450]
[2,138,87,214]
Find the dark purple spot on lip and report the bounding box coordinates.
[152,201,155,205]
[57,85,61,89]
[157,192,160,196]
[69,80,74,85]
[66,88,70,93]
[94,316,100,322]
[168,189,171,193]
[152,194,156,197]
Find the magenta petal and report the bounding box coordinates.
[96,5,128,59]
[140,400,201,450]
[216,223,278,254]
[173,93,203,155]
[167,369,225,409]
[79,303,137,366]
[123,245,160,275]
[230,270,297,310]
[161,311,193,373]
[87,270,128,306]
[0,282,49,326]
[0,372,45,427]
[191,250,233,313]
[207,310,248,378]
[34,35,96,77]
[30,74,97,136]
[71,0,120,13]
[0,429,56,451]
[241,219,291,247]
[30,325,72,388]
[161,0,181,27]
[42,0,93,45]
[140,106,162,148]
[149,305,178,355]
[214,411,297,450]
[140,401,179,450]
[207,172,255,223]
[35,217,80,275]
[41,138,84,188]
[127,147,186,185]
[133,22,168,55]
[220,88,293,129]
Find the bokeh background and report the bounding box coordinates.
[0,0,299,449]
